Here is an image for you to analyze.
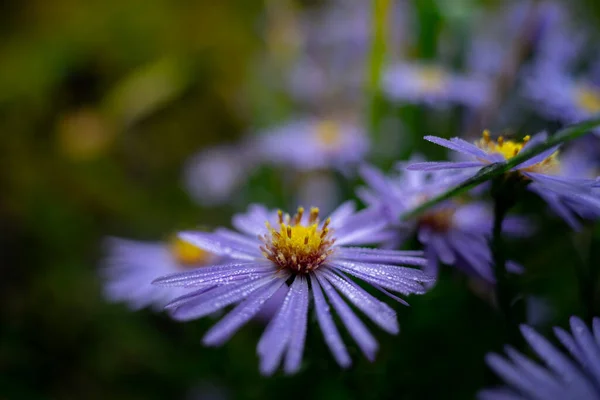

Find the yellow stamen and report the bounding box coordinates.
[475,131,561,174]
[315,120,342,149]
[169,236,212,266]
[576,84,600,114]
[261,207,334,274]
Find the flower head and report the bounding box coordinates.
[101,236,218,310]
[480,316,600,400]
[183,144,255,206]
[154,202,432,375]
[524,71,600,134]
[383,62,492,108]
[254,117,369,172]
[359,161,528,282]
[409,131,600,229]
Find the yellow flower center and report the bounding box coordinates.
[315,120,342,150]
[576,84,600,114]
[261,207,335,274]
[169,236,212,267]
[418,66,447,92]
[475,130,560,174]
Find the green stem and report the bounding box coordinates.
[491,191,516,338]
[401,116,600,220]
[367,0,390,145]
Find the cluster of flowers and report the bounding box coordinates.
[101,0,600,398]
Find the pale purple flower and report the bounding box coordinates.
[183,144,255,207]
[253,117,369,172]
[359,161,528,282]
[154,202,432,375]
[101,237,219,310]
[409,131,600,230]
[524,72,600,134]
[479,316,600,400]
[467,1,571,77]
[383,62,492,108]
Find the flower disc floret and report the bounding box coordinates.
[261,207,335,274]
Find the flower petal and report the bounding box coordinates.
[315,271,378,361]
[202,278,286,346]
[179,231,260,260]
[283,277,310,374]
[310,274,351,368]
[321,269,399,334]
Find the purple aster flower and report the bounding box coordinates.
[409,131,600,230]
[101,236,220,310]
[524,71,600,134]
[383,62,492,108]
[154,202,432,375]
[253,117,369,172]
[183,144,256,207]
[479,316,600,400]
[359,161,529,283]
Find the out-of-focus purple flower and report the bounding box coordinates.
[467,1,571,76]
[154,202,432,375]
[383,63,492,108]
[359,161,529,282]
[524,72,600,134]
[287,0,409,104]
[409,131,600,230]
[479,316,600,400]
[183,144,255,207]
[101,237,219,310]
[254,117,369,172]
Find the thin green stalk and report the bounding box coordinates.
[367,0,390,145]
[401,116,600,220]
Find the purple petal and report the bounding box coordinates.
[485,353,550,400]
[594,318,600,347]
[202,278,286,346]
[407,161,484,171]
[169,275,282,321]
[504,347,564,395]
[310,274,351,368]
[515,145,561,169]
[529,184,582,230]
[153,262,274,287]
[429,234,456,265]
[179,231,260,260]
[283,277,310,374]
[359,164,391,196]
[321,269,399,334]
[328,260,431,295]
[327,201,357,228]
[231,204,274,236]
[520,324,597,396]
[315,271,378,361]
[569,316,600,384]
[553,327,586,368]
[258,280,298,375]
[336,247,427,267]
[333,208,389,246]
[477,388,525,400]
[424,135,490,158]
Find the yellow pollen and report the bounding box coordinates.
[576,84,600,114]
[476,131,528,160]
[418,66,447,92]
[315,120,342,149]
[475,131,561,174]
[261,207,334,274]
[169,236,212,266]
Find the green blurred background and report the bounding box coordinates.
[2,1,600,399]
